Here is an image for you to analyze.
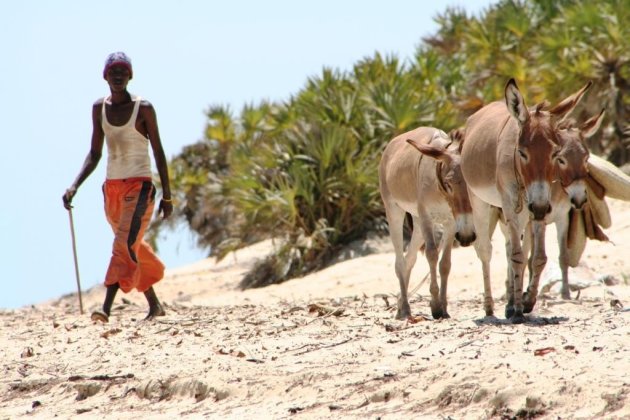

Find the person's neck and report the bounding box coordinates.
[110,91,131,105]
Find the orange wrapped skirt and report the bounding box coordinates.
[102,178,164,293]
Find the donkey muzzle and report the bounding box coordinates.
[566,181,588,210]
[528,202,552,220]
[571,195,587,210]
[455,231,476,247]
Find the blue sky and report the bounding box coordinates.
[1,0,495,309]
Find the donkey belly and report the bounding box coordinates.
[396,199,420,216]
[396,198,451,223]
[469,184,503,208]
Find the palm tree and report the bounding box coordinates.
[537,0,630,162]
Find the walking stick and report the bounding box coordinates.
[67,208,84,314]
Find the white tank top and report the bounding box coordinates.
[102,96,152,179]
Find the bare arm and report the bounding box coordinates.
[62,102,105,209]
[142,102,173,219]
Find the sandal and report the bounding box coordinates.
[91,310,109,323]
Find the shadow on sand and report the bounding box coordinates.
[473,315,569,327]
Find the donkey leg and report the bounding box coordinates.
[425,243,442,319]
[498,218,515,318]
[415,215,443,319]
[473,198,495,317]
[520,222,533,314]
[384,203,411,320]
[556,217,572,300]
[438,230,454,319]
[524,220,547,313]
[505,219,527,324]
[399,216,425,319]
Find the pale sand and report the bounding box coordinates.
[1,199,629,419]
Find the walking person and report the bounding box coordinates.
[63,52,173,322]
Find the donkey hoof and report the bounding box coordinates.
[523,301,536,314]
[505,305,515,319]
[430,302,449,320]
[523,293,536,314]
[432,310,450,320]
[396,308,411,320]
[510,311,526,324]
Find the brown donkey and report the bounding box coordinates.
[379,127,476,320]
[461,79,592,323]
[495,110,607,304]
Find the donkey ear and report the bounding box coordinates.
[448,127,464,143]
[549,81,593,122]
[581,108,605,139]
[406,139,450,162]
[504,79,528,126]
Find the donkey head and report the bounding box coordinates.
[505,78,592,220]
[554,109,606,209]
[406,129,476,246]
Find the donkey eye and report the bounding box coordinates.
[518,149,528,161]
[554,153,566,165]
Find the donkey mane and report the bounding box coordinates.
[556,118,578,130]
[522,115,557,145]
[448,127,466,152]
[534,100,550,114]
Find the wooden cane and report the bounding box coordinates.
[67,208,84,314]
